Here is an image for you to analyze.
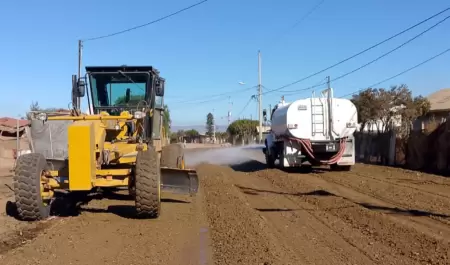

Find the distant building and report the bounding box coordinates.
[0,117,30,137]
[413,88,450,131]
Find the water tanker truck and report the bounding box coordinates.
[263,87,358,171]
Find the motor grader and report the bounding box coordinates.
[13,65,198,221]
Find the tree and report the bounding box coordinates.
[162,104,171,138]
[206,112,214,138]
[351,84,430,135]
[185,129,199,137]
[217,131,229,143]
[30,101,41,112]
[170,132,178,142]
[177,130,185,142]
[227,119,258,145]
[184,129,200,143]
[114,95,145,105]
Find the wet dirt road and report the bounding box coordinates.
[1,147,450,265]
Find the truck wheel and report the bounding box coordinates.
[135,148,161,218]
[13,153,51,221]
[161,143,185,169]
[330,164,352,171]
[265,148,275,168]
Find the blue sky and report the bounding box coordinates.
[1,0,449,126]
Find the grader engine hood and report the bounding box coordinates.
[27,119,72,162]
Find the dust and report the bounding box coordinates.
[185,145,264,167]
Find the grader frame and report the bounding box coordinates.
[13,65,198,221]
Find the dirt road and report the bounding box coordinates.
[1,147,450,265]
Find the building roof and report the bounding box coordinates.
[427,88,450,112]
[0,117,29,128]
[0,117,29,134]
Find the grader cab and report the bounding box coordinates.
[13,65,198,221]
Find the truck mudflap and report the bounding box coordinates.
[160,167,198,196]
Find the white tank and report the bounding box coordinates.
[271,96,358,141]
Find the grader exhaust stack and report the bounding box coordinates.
[14,65,198,221]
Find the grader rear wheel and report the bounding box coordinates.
[161,143,185,169]
[13,153,51,221]
[135,148,161,218]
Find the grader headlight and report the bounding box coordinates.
[134,111,146,119]
[37,112,48,121]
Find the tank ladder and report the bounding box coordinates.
[311,92,326,137]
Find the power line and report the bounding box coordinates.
[289,0,325,29]
[270,0,326,47]
[82,0,209,42]
[283,80,328,97]
[273,77,328,94]
[237,96,255,118]
[172,85,257,104]
[265,13,450,95]
[261,6,450,95]
[339,47,450,98]
[169,96,230,111]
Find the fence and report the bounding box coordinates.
[354,130,397,165]
[405,120,450,175]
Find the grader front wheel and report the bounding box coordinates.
[135,148,161,218]
[13,153,51,221]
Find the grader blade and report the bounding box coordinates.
[160,167,199,195]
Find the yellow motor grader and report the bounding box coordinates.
[13,65,198,221]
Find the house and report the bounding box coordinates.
[413,88,450,131]
[359,105,403,133]
[0,117,30,138]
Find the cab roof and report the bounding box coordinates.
[85,65,159,74]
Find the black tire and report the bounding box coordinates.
[161,143,184,169]
[339,165,352,171]
[265,147,275,169]
[330,164,352,171]
[13,153,50,221]
[135,148,161,218]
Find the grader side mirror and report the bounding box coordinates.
[77,79,86,97]
[155,80,164,97]
[72,75,85,97]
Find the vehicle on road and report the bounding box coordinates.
[13,65,198,221]
[263,87,358,171]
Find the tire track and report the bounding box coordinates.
[344,167,450,200]
[315,170,450,227]
[228,168,383,265]
[251,167,449,265]
[296,170,450,242]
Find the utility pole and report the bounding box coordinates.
[269,103,272,122]
[212,108,216,143]
[77,40,83,111]
[228,96,232,126]
[326,76,332,140]
[258,50,262,144]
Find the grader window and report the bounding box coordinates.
[90,72,148,114]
